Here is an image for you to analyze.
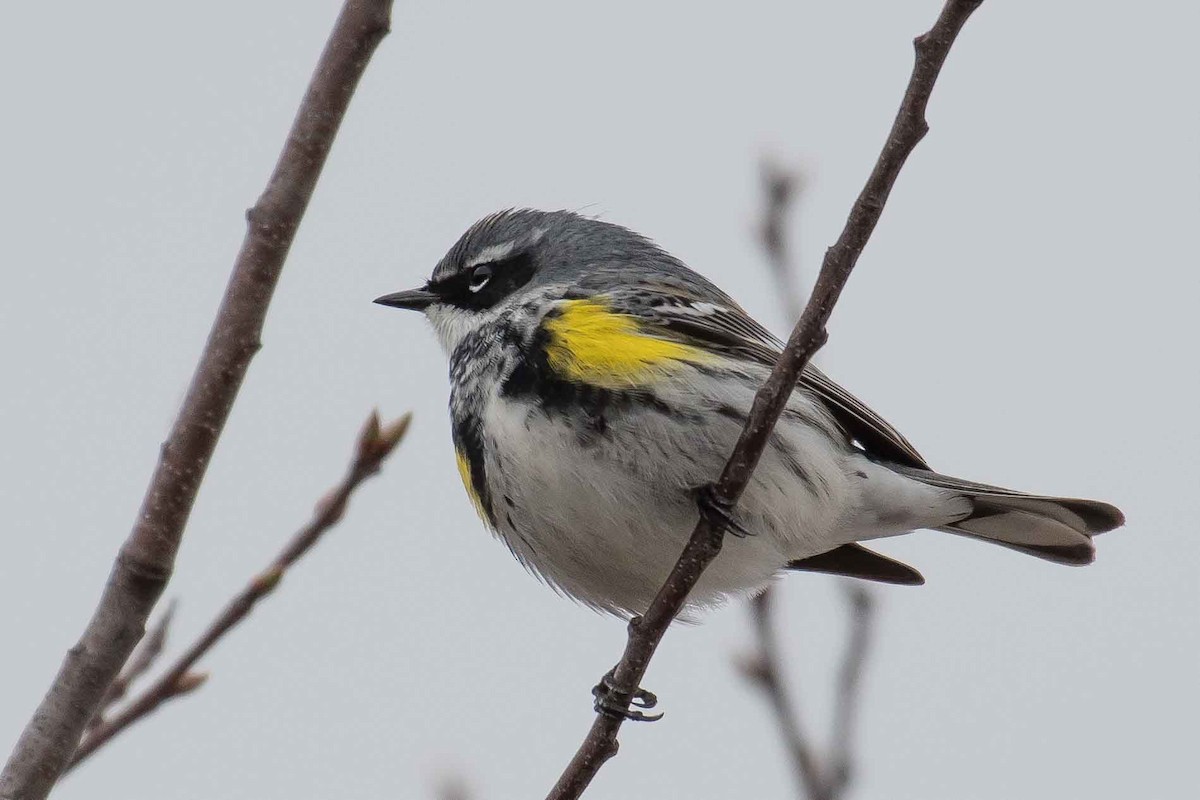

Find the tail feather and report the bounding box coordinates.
[892,465,1125,567]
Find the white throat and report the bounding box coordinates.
[424,303,495,356]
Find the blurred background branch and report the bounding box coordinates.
[739,160,877,800]
[433,772,473,800]
[828,585,873,796]
[67,412,410,772]
[741,583,875,800]
[756,161,806,325]
[740,589,827,800]
[0,4,395,798]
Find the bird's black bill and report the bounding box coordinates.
[374,288,436,311]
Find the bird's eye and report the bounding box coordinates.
[468,263,493,293]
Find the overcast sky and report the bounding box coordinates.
[2,2,1197,798]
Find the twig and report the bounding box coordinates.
[65,412,410,772]
[745,587,876,800]
[745,160,831,800]
[744,583,876,800]
[433,772,473,800]
[757,160,806,324]
[742,591,828,800]
[0,4,394,798]
[827,586,874,796]
[85,599,177,733]
[546,3,984,798]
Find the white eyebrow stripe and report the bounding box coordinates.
[466,240,516,268]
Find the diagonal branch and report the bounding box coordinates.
[85,599,177,734]
[0,4,395,798]
[546,2,984,798]
[66,412,411,772]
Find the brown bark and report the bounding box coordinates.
[0,4,394,798]
[66,413,410,771]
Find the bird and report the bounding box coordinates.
[375,208,1124,623]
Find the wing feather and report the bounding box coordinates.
[605,287,929,469]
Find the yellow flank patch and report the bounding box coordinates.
[543,299,712,389]
[455,448,488,522]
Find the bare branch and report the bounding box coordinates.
[745,160,832,800]
[743,586,876,800]
[742,584,876,799]
[546,3,984,797]
[741,591,829,800]
[433,773,473,800]
[828,586,874,795]
[0,4,395,798]
[757,159,806,324]
[66,412,410,772]
[85,599,177,733]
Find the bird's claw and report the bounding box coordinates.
[695,484,753,538]
[592,670,663,722]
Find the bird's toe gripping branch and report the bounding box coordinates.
[592,668,663,723]
[694,483,753,538]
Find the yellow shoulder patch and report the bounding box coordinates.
[542,299,712,389]
[455,448,489,523]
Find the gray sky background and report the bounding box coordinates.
[2,2,1197,798]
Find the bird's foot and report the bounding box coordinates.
[592,669,663,722]
[694,484,753,538]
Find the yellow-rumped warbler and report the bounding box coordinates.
[376,209,1124,618]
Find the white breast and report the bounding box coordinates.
[473,363,862,617]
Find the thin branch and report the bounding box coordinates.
[827,586,874,796]
[757,159,806,324]
[745,586,876,800]
[741,591,828,800]
[0,4,394,798]
[66,412,410,771]
[744,160,831,800]
[85,599,177,733]
[744,582,876,800]
[546,2,984,798]
[433,773,473,800]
